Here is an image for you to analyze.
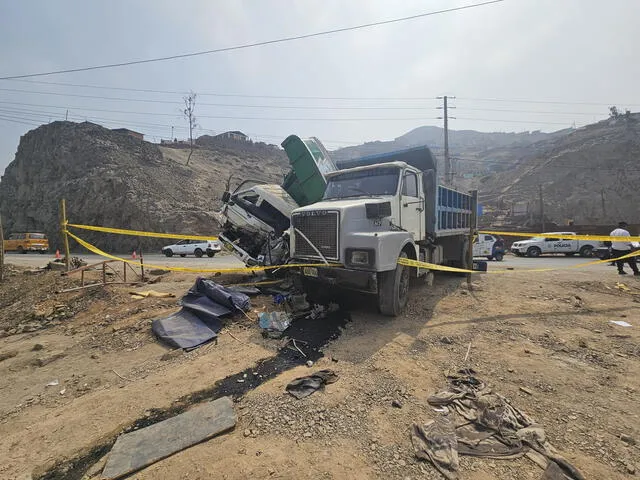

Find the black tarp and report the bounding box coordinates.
[152,278,251,350]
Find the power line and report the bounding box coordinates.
[458,96,640,108]
[0,1,504,80]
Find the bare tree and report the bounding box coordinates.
[183,91,197,166]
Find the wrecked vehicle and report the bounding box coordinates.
[215,135,336,266]
[290,146,476,316]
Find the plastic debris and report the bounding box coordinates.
[610,320,632,327]
[258,312,292,338]
[46,380,59,387]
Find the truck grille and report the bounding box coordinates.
[292,211,339,261]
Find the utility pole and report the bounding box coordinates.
[59,199,71,271]
[65,109,68,121]
[437,96,455,185]
[171,126,174,140]
[539,184,545,232]
[600,188,606,218]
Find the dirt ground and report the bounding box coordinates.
[0,261,638,479]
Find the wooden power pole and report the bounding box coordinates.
[59,199,71,271]
[0,214,4,282]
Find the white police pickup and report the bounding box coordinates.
[510,232,598,258]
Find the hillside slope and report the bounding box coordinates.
[0,121,287,253]
[476,114,640,224]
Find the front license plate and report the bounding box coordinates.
[303,267,318,277]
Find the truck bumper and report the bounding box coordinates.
[297,266,378,294]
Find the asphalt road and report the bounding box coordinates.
[2,252,246,270]
[2,251,625,275]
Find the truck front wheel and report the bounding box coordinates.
[378,252,410,317]
[527,247,541,258]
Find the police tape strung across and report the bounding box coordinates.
[479,230,640,243]
[65,231,342,274]
[67,223,218,242]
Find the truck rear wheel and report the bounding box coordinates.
[378,252,410,317]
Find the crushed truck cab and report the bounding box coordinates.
[290,146,476,316]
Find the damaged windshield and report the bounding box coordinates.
[323,167,399,199]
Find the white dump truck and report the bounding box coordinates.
[510,232,598,258]
[289,146,476,316]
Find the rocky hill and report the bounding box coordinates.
[0,121,287,253]
[475,114,640,225]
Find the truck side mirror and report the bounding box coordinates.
[221,191,231,203]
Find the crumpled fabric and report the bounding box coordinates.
[413,370,584,480]
[411,416,459,480]
[285,370,338,399]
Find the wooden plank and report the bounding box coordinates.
[101,396,236,479]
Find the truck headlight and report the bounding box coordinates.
[346,248,375,267]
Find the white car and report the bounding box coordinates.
[162,239,221,258]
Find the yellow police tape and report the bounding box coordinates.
[479,230,640,243]
[67,223,218,242]
[65,231,342,274]
[398,249,640,275]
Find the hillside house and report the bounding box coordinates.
[215,131,249,142]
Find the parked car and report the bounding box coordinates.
[510,232,598,258]
[3,232,49,254]
[161,239,221,258]
[473,234,505,261]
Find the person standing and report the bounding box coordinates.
[610,221,639,275]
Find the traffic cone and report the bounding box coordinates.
[132,250,137,260]
[55,249,61,259]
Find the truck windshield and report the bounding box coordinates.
[30,233,46,239]
[323,167,399,199]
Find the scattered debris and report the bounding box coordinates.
[31,343,44,351]
[101,396,236,480]
[148,269,170,276]
[129,290,175,299]
[520,386,534,395]
[306,360,314,368]
[392,399,403,409]
[286,369,338,399]
[59,388,66,395]
[46,379,59,387]
[609,320,632,327]
[259,311,292,338]
[413,370,585,479]
[152,278,251,350]
[620,434,636,446]
[440,336,454,345]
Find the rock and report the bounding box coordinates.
[149,269,170,276]
[620,434,636,446]
[626,463,636,475]
[90,353,99,359]
[81,453,109,479]
[161,349,184,361]
[0,351,18,362]
[32,343,44,351]
[306,360,314,368]
[392,400,403,409]
[48,262,67,271]
[33,351,66,367]
[440,336,454,345]
[243,429,251,437]
[578,339,588,348]
[519,387,533,395]
[303,432,312,438]
[0,329,7,338]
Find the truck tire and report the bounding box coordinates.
[527,247,541,258]
[164,249,173,258]
[17,246,24,254]
[207,250,216,258]
[494,252,504,262]
[579,245,593,257]
[378,252,410,317]
[194,248,204,258]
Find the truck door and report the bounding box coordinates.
[400,170,423,240]
[551,237,574,254]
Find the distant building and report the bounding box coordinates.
[215,131,249,142]
[112,128,144,140]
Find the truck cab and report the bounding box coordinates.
[290,146,475,316]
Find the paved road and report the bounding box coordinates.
[481,253,618,273]
[3,251,625,275]
[2,252,246,270]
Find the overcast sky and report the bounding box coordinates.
[0,0,639,172]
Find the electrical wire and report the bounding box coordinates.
[0,1,504,80]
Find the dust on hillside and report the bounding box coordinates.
[0,262,638,480]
